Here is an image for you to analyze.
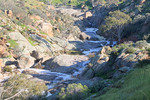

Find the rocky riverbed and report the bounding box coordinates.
[13,28,116,98]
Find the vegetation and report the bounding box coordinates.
[7,39,18,48]
[126,47,136,54]
[1,74,47,99]
[3,66,12,73]
[100,10,132,42]
[94,64,150,100]
[58,83,90,100]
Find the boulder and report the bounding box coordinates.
[47,37,76,51]
[81,54,108,79]
[118,66,132,73]
[7,32,35,56]
[17,55,35,69]
[45,54,88,74]
[39,22,53,37]
[79,32,91,40]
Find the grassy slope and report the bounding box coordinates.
[94,64,150,100]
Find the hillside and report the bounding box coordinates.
[0,0,150,100]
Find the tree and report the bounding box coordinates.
[100,10,132,42]
[1,74,47,99]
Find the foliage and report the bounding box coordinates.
[100,10,132,42]
[3,66,12,73]
[90,81,105,93]
[28,37,37,46]
[126,47,135,54]
[58,83,90,100]
[134,40,148,49]
[2,74,47,99]
[137,59,150,68]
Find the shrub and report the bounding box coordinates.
[3,66,12,73]
[134,40,148,49]
[90,81,105,93]
[58,83,90,100]
[20,16,32,25]
[2,74,47,99]
[30,9,48,20]
[137,59,150,68]
[126,47,135,54]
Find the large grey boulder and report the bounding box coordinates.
[44,54,88,74]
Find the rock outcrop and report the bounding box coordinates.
[39,22,53,37]
[44,54,88,74]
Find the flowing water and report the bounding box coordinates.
[1,28,116,97]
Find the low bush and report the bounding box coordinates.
[90,81,105,93]
[58,83,90,100]
[134,40,148,49]
[126,47,136,54]
[137,59,150,68]
[3,66,12,73]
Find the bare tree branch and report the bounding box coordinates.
[4,89,24,100]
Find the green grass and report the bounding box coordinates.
[94,64,150,100]
[28,37,37,46]
[7,39,18,48]
[40,32,47,35]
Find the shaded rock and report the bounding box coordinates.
[32,74,57,81]
[79,32,91,40]
[113,71,122,79]
[33,61,44,69]
[81,54,108,79]
[30,50,40,59]
[118,66,132,73]
[22,69,38,74]
[26,74,49,84]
